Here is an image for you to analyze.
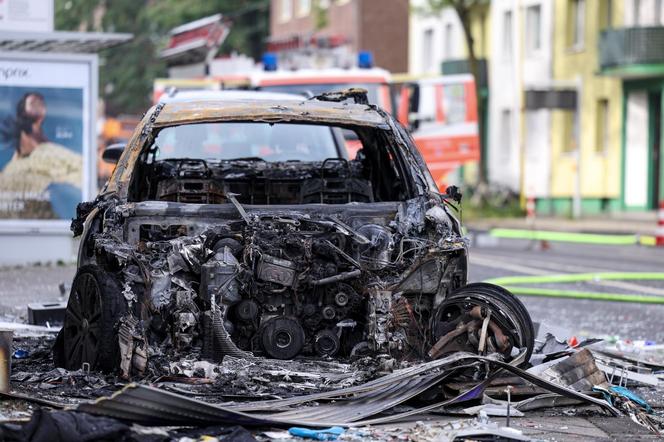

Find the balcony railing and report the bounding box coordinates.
[599,27,664,73]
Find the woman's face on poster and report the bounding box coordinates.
[24,94,46,124]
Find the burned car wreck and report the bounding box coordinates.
[54,92,534,378]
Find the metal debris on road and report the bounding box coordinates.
[2,329,662,439]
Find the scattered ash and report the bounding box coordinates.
[8,336,392,406]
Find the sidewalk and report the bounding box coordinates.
[465,212,658,236]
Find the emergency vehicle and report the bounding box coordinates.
[253,67,480,189]
[251,65,391,160]
[151,56,479,190]
[152,76,250,104]
[394,74,480,190]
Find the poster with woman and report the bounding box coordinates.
[0,54,94,222]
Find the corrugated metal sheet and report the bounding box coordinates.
[76,352,619,428]
[0,31,131,53]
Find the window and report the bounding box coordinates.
[418,85,436,124]
[443,23,453,60]
[633,0,641,25]
[297,0,311,16]
[422,28,434,72]
[656,0,663,25]
[525,5,542,55]
[570,0,585,49]
[280,0,293,22]
[478,12,487,55]
[500,109,512,160]
[596,99,609,152]
[442,84,467,125]
[503,10,513,61]
[599,0,612,29]
[562,110,579,152]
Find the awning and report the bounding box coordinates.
[0,30,132,53]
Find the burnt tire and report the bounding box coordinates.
[435,282,535,365]
[54,265,127,373]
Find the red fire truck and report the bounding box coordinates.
[152,62,479,190]
[395,74,480,190]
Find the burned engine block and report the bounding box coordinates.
[90,199,467,374]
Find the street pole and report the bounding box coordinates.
[573,76,583,219]
[517,0,526,210]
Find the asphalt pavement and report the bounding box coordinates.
[0,263,73,321]
[468,236,664,342]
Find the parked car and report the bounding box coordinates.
[54,90,533,376]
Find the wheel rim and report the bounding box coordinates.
[63,273,102,370]
[433,295,527,361]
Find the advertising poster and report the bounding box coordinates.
[0,55,93,222]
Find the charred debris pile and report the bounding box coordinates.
[5,323,664,440]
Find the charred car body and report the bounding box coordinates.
[54,91,534,377]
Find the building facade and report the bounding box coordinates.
[269,0,409,72]
[409,1,466,76]
[407,0,661,215]
[540,0,623,216]
[488,0,554,197]
[600,0,664,211]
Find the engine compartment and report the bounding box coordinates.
[85,197,469,376]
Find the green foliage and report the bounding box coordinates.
[461,193,525,221]
[421,0,489,13]
[313,0,329,31]
[55,0,269,115]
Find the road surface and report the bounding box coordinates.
[468,236,664,342]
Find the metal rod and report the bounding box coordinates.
[0,329,13,393]
[312,269,362,286]
[505,385,512,427]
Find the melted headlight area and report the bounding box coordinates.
[87,198,468,377]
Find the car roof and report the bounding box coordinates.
[153,98,390,129]
[159,89,305,103]
[251,68,391,85]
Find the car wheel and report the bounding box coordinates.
[58,265,127,372]
[432,282,535,365]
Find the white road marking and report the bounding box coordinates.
[471,252,664,296]
[470,255,552,276]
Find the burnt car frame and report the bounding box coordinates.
[54,91,534,377]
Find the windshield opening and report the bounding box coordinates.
[151,122,341,162]
[128,121,412,205]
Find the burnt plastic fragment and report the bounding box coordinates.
[70,200,97,237]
